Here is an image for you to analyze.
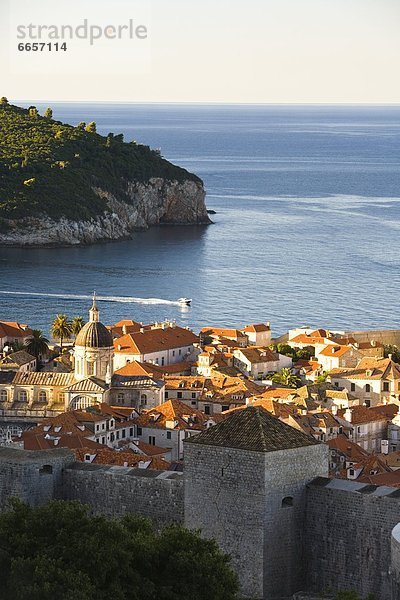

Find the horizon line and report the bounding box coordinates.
[12,100,400,107]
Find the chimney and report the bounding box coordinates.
[381,440,389,455]
[331,405,338,416]
[344,408,353,422]
[122,325,127,335]
[389,354,393,361]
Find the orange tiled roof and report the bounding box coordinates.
[74,447,170,470]
[134,399,208,431]
[114,326,198,355]
[328,434,369,462]
[200,327,246,340]
[338,404,399,424]
[319,345,353,358]
[242,323,270,333]
[330,357,400,381]
[234,346,278,364]
[0,321,33,339]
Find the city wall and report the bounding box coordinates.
[2,449,400,599]
[305,478,400,599]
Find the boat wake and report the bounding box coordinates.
[0,290,184,306]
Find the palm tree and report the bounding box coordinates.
[71,316,84,338]
[25,329,50,363]
[271,367,300,389]
[51,314,72,352]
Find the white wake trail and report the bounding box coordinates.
[0,291,182,306]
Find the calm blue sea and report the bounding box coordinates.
[1,103,400,336]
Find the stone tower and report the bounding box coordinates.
[184,406,329,600]
[74,295,114,381]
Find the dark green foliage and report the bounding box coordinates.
[0,102,201,221]
[270,343,314,362]
[0,500,239,600]
[384,344,400,363]
[44,107,53,119]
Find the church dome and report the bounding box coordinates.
[75,321,113,348]
[75,294,113,348]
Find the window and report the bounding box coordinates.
[117,393,124,404]
[161,357,165,366]
[58,392,65,403]
[334,382,339,388]
[96,425,100,432]
[191,392,196,399]
[38,390,47,403]
[130,427,134,436]
[39,465,53,475]
[165,391,169,399]
[137,427,142,436]
[102,437,105,444]
[84,454,91,462]
[365,384,371,393]
[350,383,356,392]
[0,390,7,402]
[102,423,105,430]
[116,431,120,440]
[177,392,183,399]
[149,436,156,445]
[179,349,182,355]
[172,350,175,357]
[281,497,294,508]
[191,401,196,406]
[19,390,28,402]
[121,430,126,438]
[349,469,355,476]
[383,382,390,392]
[167,431,172,440]
[141,394,147,405]
[87,362,94,376]
[222,405,229,412]
[204,405,210,415]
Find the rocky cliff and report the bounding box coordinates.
[0,178,210,247]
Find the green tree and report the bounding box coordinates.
[0,500,239,600]
[0,96,8,105]
[51,314,72,351]
[71,316,84,337]
[44,107,53,119]
[25,329,50,362]
[271,367,300,388]
[334,592,360,600]
[76,121,86,130]
[315,372,329,384]
[85,121,97,133]
[384,345,400,363]
[28,106,38,117]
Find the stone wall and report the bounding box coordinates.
[61,463,184,526]
[305,478,400,600]
[346,329,400,348]
[184,442,329,600]
[0,447,74,509]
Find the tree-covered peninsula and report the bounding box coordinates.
[0,98,209,245]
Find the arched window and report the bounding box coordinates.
[19,390,28,402]
[281,497,294,508]
[69,396,98,411]
[38,390,47,403]
[0,390,7,402]
[365,384,371,393]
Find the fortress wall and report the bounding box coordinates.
[0,447,74,510]
[60,463,184,526]
[305,478,400,600]
[392,524,400,600]
[344,329,400,347]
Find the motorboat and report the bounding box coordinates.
[178,298,192,306]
